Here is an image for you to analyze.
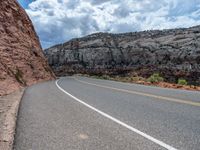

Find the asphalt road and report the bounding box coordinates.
[14,76,200,150]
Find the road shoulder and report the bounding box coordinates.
[0,88,25,150]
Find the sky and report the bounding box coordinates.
[17,0,200,49]
[18,0,35,8]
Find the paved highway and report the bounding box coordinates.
[14,76,200,150]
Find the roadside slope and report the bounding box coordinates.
[0,0,55,96]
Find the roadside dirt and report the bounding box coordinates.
[0,88,24,150]
[82,75,200,91]
[134,81,200,91]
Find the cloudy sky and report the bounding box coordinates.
[18,0,200,49]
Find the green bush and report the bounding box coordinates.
[178,79,188,85]
[101,75,110,80]
[147,73,164,83]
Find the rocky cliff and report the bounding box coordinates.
[0,0,55,96]
[45,26,200,85]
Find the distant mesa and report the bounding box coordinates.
[45,25,200,85]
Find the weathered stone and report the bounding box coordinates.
[0,0,55,96]
[45,26,200,85]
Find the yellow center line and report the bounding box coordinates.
[74,78,200,107]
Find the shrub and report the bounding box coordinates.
[130,76,145,82]
[178,79,188,85]
[130,76,139,82]
[101,75,110,80]
[14,68,26,85]
[147,73,164,83]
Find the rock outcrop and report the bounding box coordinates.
[45,26,200,85]
[0,0,55,96]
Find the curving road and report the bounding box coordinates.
[14,76,200,150]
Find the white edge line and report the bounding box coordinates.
[55,79,177,150]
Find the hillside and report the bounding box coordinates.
[45,26,200,85]
[0,0,55,96]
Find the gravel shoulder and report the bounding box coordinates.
[0,88,24,150]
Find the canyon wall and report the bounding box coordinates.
[0,0,55,96]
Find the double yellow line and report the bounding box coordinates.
[75,78,200,107]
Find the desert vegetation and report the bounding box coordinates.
[80,73,200,91]
[178,79,188,85]
[147,73,164,83]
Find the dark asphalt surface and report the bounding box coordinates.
[14,76,200,150]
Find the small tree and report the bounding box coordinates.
[147,73,164,83]
[178,79,188,85]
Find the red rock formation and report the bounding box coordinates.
[0,0,55,96]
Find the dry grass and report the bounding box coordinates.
[79,74,200,91]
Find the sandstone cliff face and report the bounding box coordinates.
[0,0,55,96]
[45,26,200,85]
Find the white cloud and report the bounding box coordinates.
[25,0,200,48]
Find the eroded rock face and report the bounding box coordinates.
[45,26,200,85]
[0,0,55,96]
